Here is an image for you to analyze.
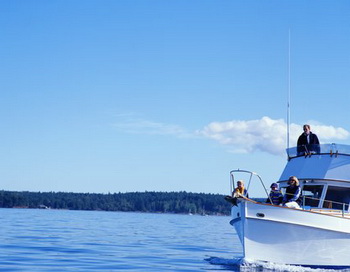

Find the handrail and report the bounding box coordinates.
[287,143,350,159]
[230,169,271,202]
[284,192,350,216]
[229,169,350,217]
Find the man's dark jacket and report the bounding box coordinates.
[297,132,320,153]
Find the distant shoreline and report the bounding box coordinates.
[0,190,231,215]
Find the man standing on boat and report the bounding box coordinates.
[297,124,320,155]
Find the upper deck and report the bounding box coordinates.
[279,143,350,183]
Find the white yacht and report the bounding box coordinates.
[227,143,350,268]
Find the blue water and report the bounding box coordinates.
[0,208,348,271]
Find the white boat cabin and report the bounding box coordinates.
[278,143,350,213]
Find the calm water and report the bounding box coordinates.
[0,208,348,271]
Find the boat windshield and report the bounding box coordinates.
[323,186,350,211]
[302,185,324,208]
[286,144,350,158]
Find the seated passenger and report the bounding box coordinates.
[266,183,283,205]
[283,176,302,209]
[233,180,249,198]
[297,124,320,155]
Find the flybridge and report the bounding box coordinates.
[286,143,350,159]
[280,144,350,182]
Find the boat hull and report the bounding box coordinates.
[230,200,350,267]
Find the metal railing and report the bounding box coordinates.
[286,143,350,159]
[292,193,349,217]
[230,169,271,203]
[229,169,350,217]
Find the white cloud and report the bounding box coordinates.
[113,114,194,139]
[198,117,350,156]
[312,125,349,140]
[114,114,350,156]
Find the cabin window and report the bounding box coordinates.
[301,185,324,208]
[323,186,350,210]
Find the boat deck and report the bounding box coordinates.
[310,208,350,218]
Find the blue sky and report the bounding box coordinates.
[1,1,350,196]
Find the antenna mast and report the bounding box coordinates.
[287,30,291,156]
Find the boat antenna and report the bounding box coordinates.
[287,30,291,157]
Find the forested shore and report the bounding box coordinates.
[0,190,231,215]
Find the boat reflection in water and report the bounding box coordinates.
[227,143,350,269]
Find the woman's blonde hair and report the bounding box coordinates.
[234,180,245,195]
[237,180,244,185]
[288,176,299,186]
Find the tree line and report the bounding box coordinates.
[0,190,231,215]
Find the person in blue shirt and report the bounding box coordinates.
[266,183,283,205]
[283,176,302,209]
